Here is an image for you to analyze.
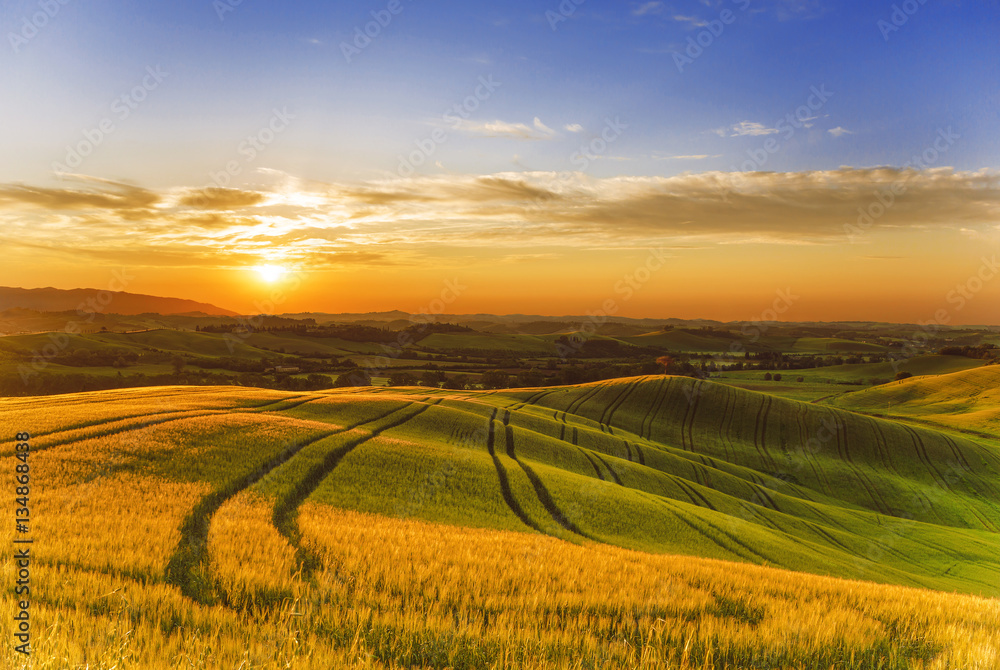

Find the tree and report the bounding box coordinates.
[656,355,674,374]
[480,370,509,390]
[894,371,913,381]
[389,372,418,387]
[419,371,442,387]
[334,370,372,387]
[171,355,186,375]
[443,374,470,390]
[516,368,545,388]
[763,372,773,381]
[773,373,782,381]
[306,374,333,390]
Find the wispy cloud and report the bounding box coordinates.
[717,121,780,137]
[653,154,723,160]
[773,0,828,21]
[633,2,665,17]
[457,117,558,140]
[564,123,585,133]
[672,14,709,27]
[828,126,854,138]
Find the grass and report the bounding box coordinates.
[827,365,1000,440]
[713,354,988,387]
[1,378,998,668]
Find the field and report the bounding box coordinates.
[711,355,991,402]
[1,375,999,668]
[828,365,1000,439]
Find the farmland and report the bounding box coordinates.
[1,375,999,668]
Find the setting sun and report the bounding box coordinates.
[254,264,288,283]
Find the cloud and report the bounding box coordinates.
[633,2,664,16]
[672,14,709,27]
[653,154,723,160]
[828,126,855,138]
[179,188,266,209]
[4,168,999,271]
[564,123,585,133]
[773,0,828,20]
[0,180,160,212]
[457,117,558,140]
[719,121,781,137]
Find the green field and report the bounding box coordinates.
[6,377,998,595]
[714,354,987,385]
[828,365,1000,440]
[3,375,1000,668]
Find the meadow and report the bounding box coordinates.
[1,373,998,668]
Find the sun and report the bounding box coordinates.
[254,264,288,283]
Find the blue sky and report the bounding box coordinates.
[2,0,996,186]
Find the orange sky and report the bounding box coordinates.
[1,170,998,324]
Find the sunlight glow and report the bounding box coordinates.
[254,264,288,283]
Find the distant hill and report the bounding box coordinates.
[828,364,1000,438]
[0,286,237,317]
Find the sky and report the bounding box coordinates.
[0,0,998,323]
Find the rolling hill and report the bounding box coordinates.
[2,377,999,667]
[828,365,1000,439]
[0,286,237,316]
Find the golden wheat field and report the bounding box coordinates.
[2,500,1000,669]
[1,386,999,669]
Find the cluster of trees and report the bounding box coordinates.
[187,355,346,374]
[939,344,997,360]
[49,347,140,368]
[195,317,318,333]
[0,369,336,397]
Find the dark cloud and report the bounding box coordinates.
[0,181,160,211]
[179,188,266,209]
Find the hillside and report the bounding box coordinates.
[0,286,237,317]
[829,365,1000,439]
[5,378,998,595]
[2,378,999,667]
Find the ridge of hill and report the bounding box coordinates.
[0,286,237,317]
[5,376,998,598]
